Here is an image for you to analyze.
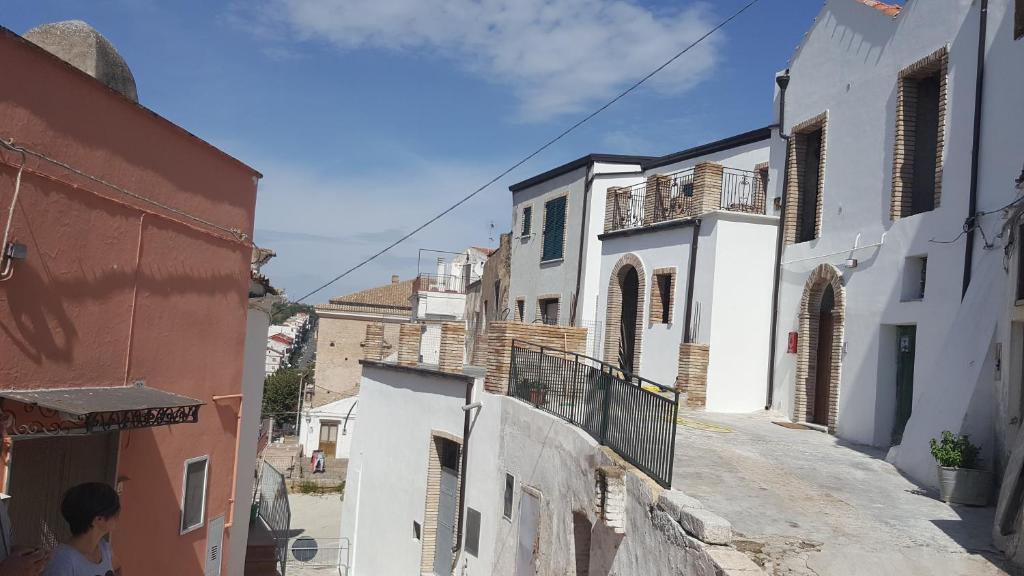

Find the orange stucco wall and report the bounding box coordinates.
[0,28,259,575]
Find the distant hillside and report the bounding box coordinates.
[271,301,316,324]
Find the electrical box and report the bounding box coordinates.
[787,331,798,354]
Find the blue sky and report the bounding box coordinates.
[5,0,825,302]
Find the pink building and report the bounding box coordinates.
[0,22,260,575]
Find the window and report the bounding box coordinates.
[521,206,533,236]
[1016,0,1023,40]
[796,127,824,243]
[516,299,525,322]
[541,197,567,261]
[413,521,422,540]
[650,270,675,325]
[901,256,927,301]
[181,456,209,534]
[503,473,515,520]
[493,281,501,319]
[892,49,947,219]
[1017,224,1024,302]
[539,298,559,325]
[465,508,481,556]
[439,439,460,471]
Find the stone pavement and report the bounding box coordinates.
[672,410,1020,576]
[284,493,345,575]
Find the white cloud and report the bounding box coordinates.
[247,0,722,120]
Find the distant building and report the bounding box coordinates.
[466,235,511,364]
[312,275,414,405]
[412,248,487,364]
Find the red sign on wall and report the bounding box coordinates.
[787,331,799,354]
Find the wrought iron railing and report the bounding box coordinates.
[507,340,679,488]
[414,273,478,294]
[257,461,291,574]
[720,167,766,214]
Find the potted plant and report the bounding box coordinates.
[526,379,548,406]
[929,430,992,506]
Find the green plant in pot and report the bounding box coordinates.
[929,431,991,506]
[526,379,548,406]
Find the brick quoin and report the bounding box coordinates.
[603,254,646,373]
[794,263,846,433]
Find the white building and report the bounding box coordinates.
[594,128,778,410]
[412,248,488,364]
[297,395,358,460]
[766,0,1024,490]
[265,347,285,375]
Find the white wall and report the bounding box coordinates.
[339,364,472,576]
[415,291,468,321]
[298,396,359,459]
[768,0,1024,486]
[705,214,778,412]
[227,299,272,576]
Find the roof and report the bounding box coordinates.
[508,127,774,192]
[472,246,496,256]
[855,0,901,17]
[318,277,415,317]
[509,154,654,192]
[270,333,293,344]
[0,385,203,415]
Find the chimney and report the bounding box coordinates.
[391,274,400,285]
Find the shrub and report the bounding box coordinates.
[929,430,980,469]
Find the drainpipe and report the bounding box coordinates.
[212,393,244,528]
[571,165,596,326]
[766,71,791,410]
[454,380,475,559]
[962,0,988,298]
[682,219,702,343]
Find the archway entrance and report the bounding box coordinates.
[795,264,845,432]
[604,254,646,374]
[619,267,639,373]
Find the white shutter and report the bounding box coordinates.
[205,515,225,576]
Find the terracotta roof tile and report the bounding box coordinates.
[317,277,414,317]
[855,0,901,17]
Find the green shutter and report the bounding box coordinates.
[542,197,566,261]
[522,206,532,236]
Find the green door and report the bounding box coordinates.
[893,326,916,445]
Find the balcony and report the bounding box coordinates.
[413,272,475,294]
[605,163,767,234]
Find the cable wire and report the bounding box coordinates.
[295,0,765,302]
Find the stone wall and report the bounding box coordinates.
[676,343,710,408]
[439,322,467,373]
[482,321,588,394]
[312,315,402,406]
[398,323,422,366]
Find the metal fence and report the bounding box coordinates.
[507,340,679,488]
[287,536,348,575]
[720,167,766,214]
[257,461,292,574]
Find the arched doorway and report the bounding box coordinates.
[795,264,845,432]
[604,254,646,374]
[619,267,640,373]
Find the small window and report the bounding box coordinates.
[794,127,824,243]
[493,281,501,318]
[465,508,481,557]
[439,439,460,472]
[503,473,515,520]
[656,274,673,324]
[1016,0,1023,40]
[413,520,422,540]
[516,299,525,322]
[902,256,927,301]
[522,206,533,236]
[541,197,567,261]
[539,298,559,325]
[181,456,209,534]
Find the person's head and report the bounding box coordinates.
[60,483,120,537]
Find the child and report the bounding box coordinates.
[43,483,121,576]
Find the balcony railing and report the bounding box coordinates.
[414,273,475,294]
[606,165,767,233]
[507,339,678,488]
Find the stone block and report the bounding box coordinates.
[706,548,765,575]
[657,489,705,522]
[678,507,732,545]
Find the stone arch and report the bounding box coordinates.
[603,254,646,374]
[794,263,846,433]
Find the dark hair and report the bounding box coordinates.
[60,483,120,536]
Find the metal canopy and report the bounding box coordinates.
[0,385,204,437]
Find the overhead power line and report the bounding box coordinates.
[296,0,765,303]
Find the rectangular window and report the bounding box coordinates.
[413,520,422,540]
[539,298,559,325]
[796,127,823,243]
[181,456,209,534]
[503,473,515,520]
[901,256,928,301]
[1018,224,1024,302]
[516,299,525,322]
[893,49,947,220]
[1016,0,1023,40]
[465,508,481,556]
[522,206,533,236]
[657,274,673,323]
[541,197,567,261]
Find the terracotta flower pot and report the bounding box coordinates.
[937,466,992,506]
[528,389,546,405]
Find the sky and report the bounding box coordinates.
[4,0,827,303]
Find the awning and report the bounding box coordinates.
[0,385,204,438]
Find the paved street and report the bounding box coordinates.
[285,493,345,575]
[673,410,1018,576]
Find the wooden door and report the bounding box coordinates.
[893,326,917,444]
[619,267,639,373]
[813,285,835,426]
[318,422,338,457]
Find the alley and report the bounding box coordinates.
[673,411,1015,576]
